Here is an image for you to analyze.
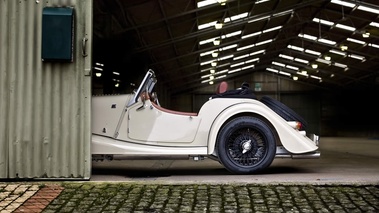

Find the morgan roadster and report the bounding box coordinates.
[92,69,320,174]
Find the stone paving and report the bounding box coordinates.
[1,182,378,213]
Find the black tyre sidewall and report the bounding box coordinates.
[217,116,276,174]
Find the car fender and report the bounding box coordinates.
[206,99,318,155]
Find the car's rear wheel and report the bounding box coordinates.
[216,116,276,174]
[260,96,308,130]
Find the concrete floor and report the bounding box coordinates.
[91,137,379,185]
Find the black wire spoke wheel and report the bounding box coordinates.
[217,116,276,174]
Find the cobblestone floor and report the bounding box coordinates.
[1,183,378,213]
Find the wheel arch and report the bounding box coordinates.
[207,108,281,156]
[206,101,318,155]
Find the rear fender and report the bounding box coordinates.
[207,101,318,154]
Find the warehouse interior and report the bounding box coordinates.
[91,0,379,137]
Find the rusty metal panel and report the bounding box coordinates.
[0,0,92,179]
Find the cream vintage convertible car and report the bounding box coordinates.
[92,69,319,174]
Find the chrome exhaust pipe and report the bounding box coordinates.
[275,151,320,159]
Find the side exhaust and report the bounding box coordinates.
[275,152,320,159]
[275,146,320,159]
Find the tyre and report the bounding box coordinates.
[216,116,276,174]
[260,96,308,130]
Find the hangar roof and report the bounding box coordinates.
[93,0,379,94]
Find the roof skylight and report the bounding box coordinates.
[331,0,379,15]
[198,12,248,30]
[197,0,218,8]
[199,44,238,57]
[287,45,321,56]
[298,33,336,45]
[242,26,282,39]
[313,18,356,31]
[237,39,273,51]
[279,54,309,64]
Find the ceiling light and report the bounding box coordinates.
[217,0,227,5]
[329,49,346,56]
[368,43,379,49]
[209,81,214,85]
[220,44,237,51]
[201,74,211,79]
[210,69,215,74]
[197,0,217,8]
[331,0,355,8]
[305,49,321,56]
[230,62,243,68]
[299,33,317,40]
[312,18,333,26]
[115,83,119,87]
[210,75,215,80]
[310,75,321,80]
[95,73,102,77]
[242,31,261,39]
[335,24,356,31]
[272,61,285,67]
[297,71,309,77]
[293,76,298,81]
[340,45,348,51]
[324,55,331,61]
[311,64,318,69]
[316,58,332,65]
[211,61,217,67]
[334,63,348,69]
[213,39,221,45]
[287,45,304,52]
[362,31,370,38]
[318,38,336,45]
[228,68,242,74]
[278,71,291,77]
[263,26,282,33]
[347,38,365,45]
[212,52,219,57]
[301,71,307,75]
[349,54,365,61]
[286,65,299,71]
[233,54,249,60]
[224,12,248,23]
[357,5,379,15]
[266,68,278,73]
[215,21,223,29]
[256,0,270,4]
[370,22,379,28]
[294,58,309,64]
[279,54,294,60]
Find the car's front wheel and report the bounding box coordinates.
[216,116,276,174]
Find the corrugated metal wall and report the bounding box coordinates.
[0,0,92,179]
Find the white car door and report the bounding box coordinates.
[120,100,201,144]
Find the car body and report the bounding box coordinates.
[91,69,320,174]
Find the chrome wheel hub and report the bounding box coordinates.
[241,140,252,154]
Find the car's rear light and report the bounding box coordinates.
[287,121,302,130]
